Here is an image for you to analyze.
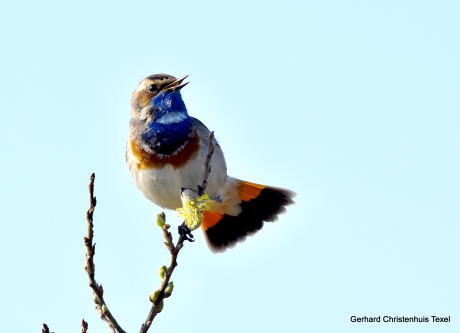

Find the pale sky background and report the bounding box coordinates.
[0,1,459,332]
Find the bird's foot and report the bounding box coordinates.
[178,223,195,242]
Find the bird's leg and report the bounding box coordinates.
[208,194,222,203]
[196,185,204,196]
[178,223,195,242]
[196,185,222,203]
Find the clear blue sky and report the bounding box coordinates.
[0,1,459,332]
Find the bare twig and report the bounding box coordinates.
[84,173,126,333]
[81,319,89,333]
[42,323,52,333]
[199,131,215,195]
[96,305,115,333]
[139,223,186,333]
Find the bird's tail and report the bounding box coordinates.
[202,178,295,252]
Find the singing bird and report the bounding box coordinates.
[126,74,295,252]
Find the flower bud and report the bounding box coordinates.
[165,281,174,294]
[149,289,160,303]
[157,299,164,313]
[156,212,165,227]
[101,304,108,314]
[159,265,167,279]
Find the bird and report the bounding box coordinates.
[126,74,295,252]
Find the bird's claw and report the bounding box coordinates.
[178,223,195,242]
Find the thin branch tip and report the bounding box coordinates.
[81,319,89,333]
[84,173,126,333]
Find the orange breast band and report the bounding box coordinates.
[130,131,200,170]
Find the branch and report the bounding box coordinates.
[139,219,185,333]
[42,323,53,333]
[84,174,126,333]
[81,319,89,333]
[199,131,215,195]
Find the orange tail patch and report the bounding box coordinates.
[202,179,295,253]
[202,211,224,230]
[237,180,265,202]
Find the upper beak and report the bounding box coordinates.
[162,75,189,92]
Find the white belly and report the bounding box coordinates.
[127,143,227,210]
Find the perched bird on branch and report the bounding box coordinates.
[126,74,295,252]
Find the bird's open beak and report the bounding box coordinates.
[162,75,189,92]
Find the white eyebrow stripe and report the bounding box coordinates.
[135,82,147,92]
[156,112,187,124]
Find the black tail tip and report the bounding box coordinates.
[205,186,295,253]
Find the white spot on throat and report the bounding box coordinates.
[156,112,187,124]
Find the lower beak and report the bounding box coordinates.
[163,75,189,91]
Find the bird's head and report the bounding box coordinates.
[129,74,192,154]
[130,73,189,123]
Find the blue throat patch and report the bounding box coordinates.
[142,90,191,155]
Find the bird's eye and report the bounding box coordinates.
[148,84,158,92]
